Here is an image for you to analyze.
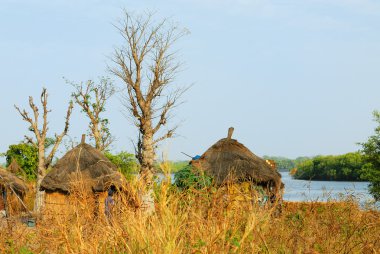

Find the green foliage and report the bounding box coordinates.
[263,156,311,171]
[4,143,38,180]
[155,161,189,173]
[105,151,139,178]
[170,161,189,172]
[359,110,380,201]
[174,165,213,189]
[44,137,56,149]
[360,163,380,201]
[293,153,365,181]
[18,246,34,254]
[294,156,313,166]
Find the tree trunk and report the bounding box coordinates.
[34,146,46,213]
[139,127,155,214]
[15,88,73,214]
[92,122,102,151]
[140,133,155,180]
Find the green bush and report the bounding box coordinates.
[4,143,38,180]
[360,110,380,201]
[174,165,213,189]
[105,151,139,179]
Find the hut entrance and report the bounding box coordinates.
[0,186,6,218]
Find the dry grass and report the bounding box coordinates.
[1,175,379,254]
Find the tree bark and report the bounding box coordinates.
[139,125,155,213]
[92,122,102,150]
[34,146,46,213]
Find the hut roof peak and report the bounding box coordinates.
[227,127,234,140]
[7,159,23,175]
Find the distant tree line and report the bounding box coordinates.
[262,156,311,171]
[292,153,365,181]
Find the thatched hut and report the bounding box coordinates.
[191,128,284,205]
[40,140,126,215]
[0,167,29,217]
[7,159,22,175]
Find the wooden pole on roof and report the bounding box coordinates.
[81,134,86,144]
[227,127,234,140]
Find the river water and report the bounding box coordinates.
[162,172,378,208]
[280,172,373,203]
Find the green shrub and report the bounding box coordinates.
[105,151,139,179]
[4,143,38,180]
[174,165,213,189]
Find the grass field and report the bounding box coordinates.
[1,175,379,254]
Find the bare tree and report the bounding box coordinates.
[110,12,189,188]
[69,77,116,152]
[110,12,188,213]
[15,88,73,212]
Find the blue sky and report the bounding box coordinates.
[1,0,380,162]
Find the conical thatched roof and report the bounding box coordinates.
[41,142,126,193]
[191,128,283,193]
[0,167,29,197]
[7,159,23,175]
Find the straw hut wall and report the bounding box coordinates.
[191,128,283,200]
[40,141,126,216]
[0,167,29,217]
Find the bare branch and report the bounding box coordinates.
[45,101,73,167]
[69,77,116,151]
[15,97,41,143]
[153,127,178,145]
[40,88,50,141]
[24,136,37,148]
[152,86,188,134]
[110,11,189,177]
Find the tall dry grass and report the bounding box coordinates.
[1,173,379,253]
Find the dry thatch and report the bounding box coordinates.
[191,128,283,193]
[0,167,28,197]
[41,143,126,194]
[7,159,24,176]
